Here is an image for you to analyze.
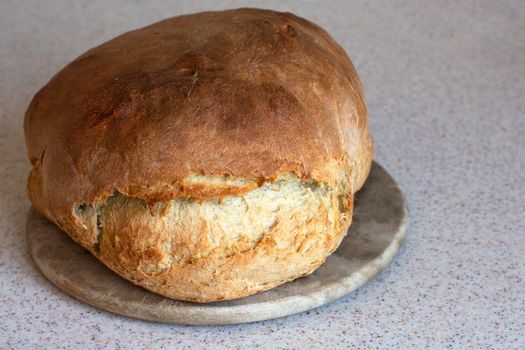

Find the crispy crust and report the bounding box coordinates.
[24,8,373,302]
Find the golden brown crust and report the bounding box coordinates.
[24,8,373,302]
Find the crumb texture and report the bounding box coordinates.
[73,174,352,301]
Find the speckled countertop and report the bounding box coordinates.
[1,1,524,348]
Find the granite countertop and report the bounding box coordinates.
[1,1,523,348]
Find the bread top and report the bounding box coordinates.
[24,8,372,217]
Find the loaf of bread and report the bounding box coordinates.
[24,8,373,302]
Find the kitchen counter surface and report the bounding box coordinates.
[1,1,523,348]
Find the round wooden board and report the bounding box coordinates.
[27,161,408,325]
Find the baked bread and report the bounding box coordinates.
[24,8,373,302]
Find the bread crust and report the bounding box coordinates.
[24,8,373,302]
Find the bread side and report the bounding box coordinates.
[68,172,353,302]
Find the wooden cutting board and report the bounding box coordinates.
[27,161,408,325]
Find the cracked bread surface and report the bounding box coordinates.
[74,173,352,301]
[24,8,373,302]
